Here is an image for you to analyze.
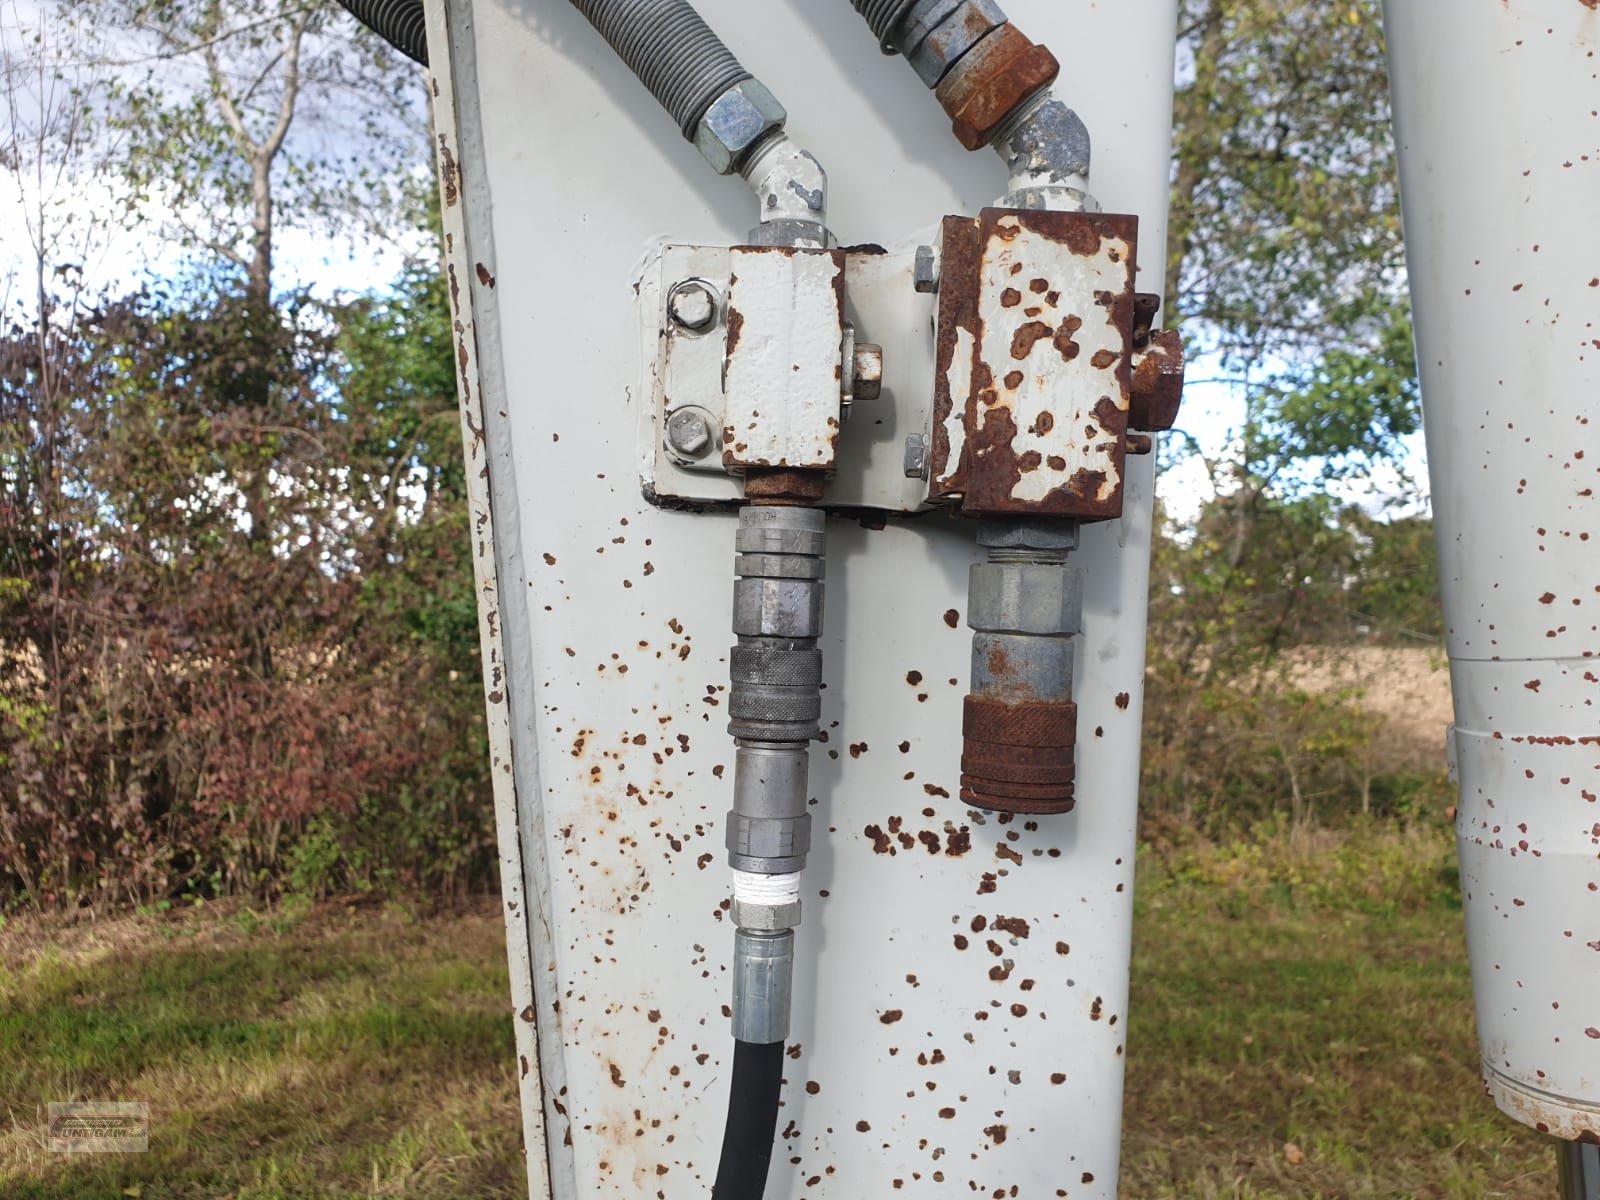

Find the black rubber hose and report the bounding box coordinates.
[710,1039,784,1199]
[566,0,752,138]
[334,0,428,66]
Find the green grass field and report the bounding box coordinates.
[0,823,1556,1198]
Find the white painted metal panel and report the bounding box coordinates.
[428,1,1179,1193]
[1385,0,1600,1140]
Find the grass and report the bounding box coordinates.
[1123,820,1553,1198]
[0,822,1558,1198]
[0,899,524,1199]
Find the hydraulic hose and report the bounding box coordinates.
[565,0,752,137]
[710,1039,784,1199]
[333,0,428,66]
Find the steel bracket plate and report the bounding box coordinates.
[637,242,939,513]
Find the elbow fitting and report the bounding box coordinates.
[740,133,829,248]
[994,94,1095,210]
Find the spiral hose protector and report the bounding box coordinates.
[566,0,752,137]
[710,1039,784,1199]
[849,0,919,48]
[334,0,429,66]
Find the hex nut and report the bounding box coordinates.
[694,79,786,175]
[913,244,940,293]
[967,562,1084,635]
[733,577,824,639]
[935,24,1060,151]
[852,342,884,401]
[903,0,1007,88]
[731,896,802,932]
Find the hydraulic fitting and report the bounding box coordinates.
[731,928,794,1044]
[725,505,824,868]
[961,519,1082,815]
[695,78,787,174]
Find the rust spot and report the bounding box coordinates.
[994,916,1030,939]
[806,1081,821,1094]
[1089,348,1119,369]
[1055,941,1070,955]
[865,824,892,855]
[436,134,459,206]
[475,262,496,288]
[1029,410,1055,436]
[1004,369,1025,389]
[1011,320,1056,360]
[880,1009,904,1025]
[938,1106,956,1119]
[944,609,961,628]
[1090,997,1104,1020]
[985,1124,1009,1144]
[609,1062,626,1086]
[1114,692,1131,710]
[945,826,972,856]
[1051,315,1083,362]
[1000,287,1022,307]
[907,670,924,686]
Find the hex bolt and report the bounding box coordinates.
[904,433,930,479]
[667,279,719,333]
[913,244,940,293]
[665,407,714,457]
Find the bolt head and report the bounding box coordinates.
[904,432,930,479]
[665,407,713,456]
[667,280,718,333]
[913,244,939,293]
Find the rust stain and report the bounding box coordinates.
[994,915,1031,939]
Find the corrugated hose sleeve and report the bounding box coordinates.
[333,0,429,66]
[566,0,753,137]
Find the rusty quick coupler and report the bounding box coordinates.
[961,518,1081,814]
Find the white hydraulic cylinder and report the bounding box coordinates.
[1384,0,1600,1141]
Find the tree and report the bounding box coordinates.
[1167,0,1418,499]
[82,0,428,304]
